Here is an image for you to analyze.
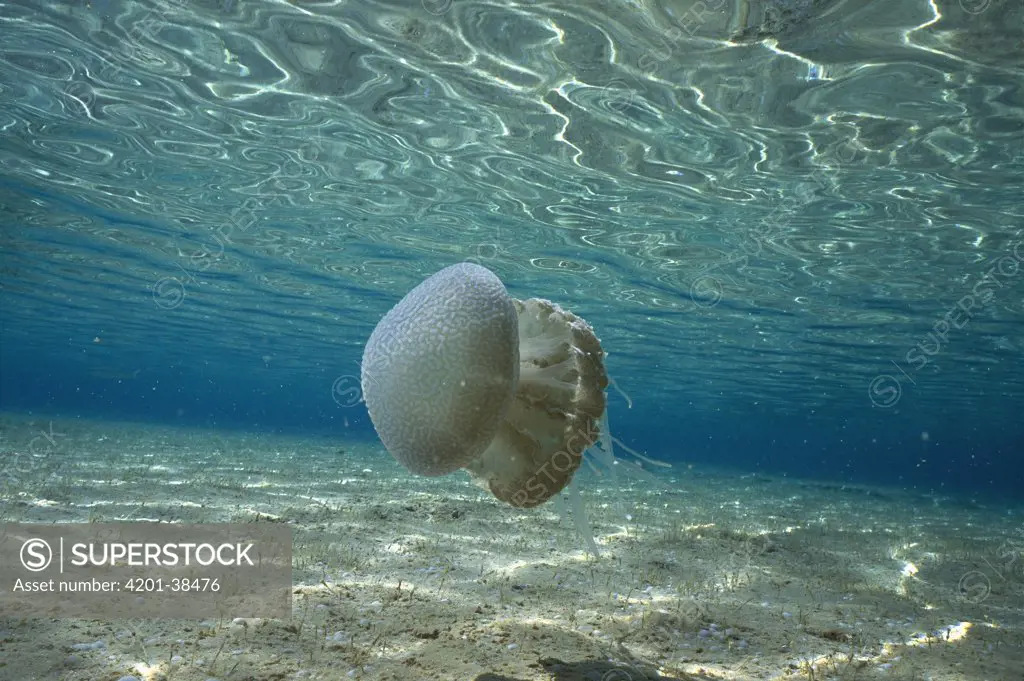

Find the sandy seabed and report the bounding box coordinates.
[0,413,1021,681]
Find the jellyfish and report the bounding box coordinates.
[360,263,658,553]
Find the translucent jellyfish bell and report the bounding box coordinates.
[360,262,608,507]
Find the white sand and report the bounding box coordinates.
[1,413,1021,680]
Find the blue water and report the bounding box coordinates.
[2,0,1023,499]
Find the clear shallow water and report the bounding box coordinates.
[1,1,1023,495]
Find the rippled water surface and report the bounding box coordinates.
[2,1,1023,487]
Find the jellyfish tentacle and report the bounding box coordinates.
[361,263,664,512]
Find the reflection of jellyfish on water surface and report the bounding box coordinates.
[360,262,667,556]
